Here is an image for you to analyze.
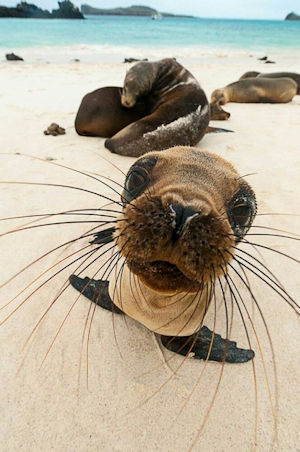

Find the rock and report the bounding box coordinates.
[0,2,83,19]
[285,12,300,20]
[52,1,84,19]
[265,60,276,64]
[123,58,148,63]
[258,56,268,61]
[44,123,66,136]
[6,53,24,61]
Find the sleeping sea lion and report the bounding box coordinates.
[70,146,257,363]
[75,58,210,157]
[211,77,298,107]
[239,71,300,94]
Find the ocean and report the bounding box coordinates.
[0,15,300,57]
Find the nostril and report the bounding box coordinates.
[170,203,198,238]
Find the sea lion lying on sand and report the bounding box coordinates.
[239,71,300,94]
[75,58,211,157]
[70,146,257,363]
[210,77,298,120]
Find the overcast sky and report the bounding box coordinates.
[2,0,299,19]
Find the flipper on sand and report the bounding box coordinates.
[205,126,234,134]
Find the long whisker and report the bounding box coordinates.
[189,276,229,450]
[234,252,299,312]
[0,225,103,290]
[0,181,124,208]
[241,239,299,264]
[223,273,258,448]
[228,260,279,443]
[234,256,299,314]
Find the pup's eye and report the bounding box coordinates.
[231,203,252,228]
[123,167,149,203]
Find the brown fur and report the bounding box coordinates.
[211,77,297,107]
[108,147,256,336]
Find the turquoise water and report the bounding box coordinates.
[0,16,299,52]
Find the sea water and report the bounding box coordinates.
[0,15,299,56]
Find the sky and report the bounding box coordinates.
[1,0,300,20]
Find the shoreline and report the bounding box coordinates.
[1,44,300,65]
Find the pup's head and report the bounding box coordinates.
[210,102,231,120]
[115,147,256,294]
[211,88,227,106]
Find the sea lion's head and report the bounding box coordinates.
[211,88,227,106]
[121,61,157,108]
[210,102,231,120]
[121,81,138,108]
[115,147,256,294]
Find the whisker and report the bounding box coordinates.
[0,181,124,208]
[189,276,229,450]
[234,257,299,314]
[241,239,300,264]
[228,261,279,443]
[234,251,299,311]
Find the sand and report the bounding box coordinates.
[0,51,299,451]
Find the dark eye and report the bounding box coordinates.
[123,167,149,203]
[229,200,255,242]
[231,203,252,228]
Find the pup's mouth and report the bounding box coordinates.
[127,259,201,294]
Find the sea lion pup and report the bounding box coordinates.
[239,71,300,94]
[70,147,257,363]
[211,77,298,107]
[75,58,210,157]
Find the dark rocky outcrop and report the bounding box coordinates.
[52,1,84,19]
[81,4,193,18]
[0,2,51,18]
[0,1,84,19]
[285,12,300,20]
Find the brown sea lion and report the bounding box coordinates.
[239,71,300,94]
[75,86,150,138]
[211,77,297,107]
[75,58,210,157]
[70,146,257,363]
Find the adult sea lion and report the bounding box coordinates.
[211,77,297,107]
[75,58,210,157]
[70,146,257,363]
[239,71,300,94]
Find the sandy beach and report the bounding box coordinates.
[0,50,299,451]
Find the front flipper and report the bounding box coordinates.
[69,275,124,315]
[161,326,254,363]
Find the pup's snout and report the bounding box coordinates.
[170,203,198,239]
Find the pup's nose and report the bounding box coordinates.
[170,203,198,238]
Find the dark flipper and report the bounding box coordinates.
[205,126,234,133]
[161,326,254,363]
[90,227,115,245]
[69,275,124,314]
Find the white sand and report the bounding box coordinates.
[0,51,299,451]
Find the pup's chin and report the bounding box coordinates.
[127,260,201,294]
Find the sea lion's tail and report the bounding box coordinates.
[205,126,234,134]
